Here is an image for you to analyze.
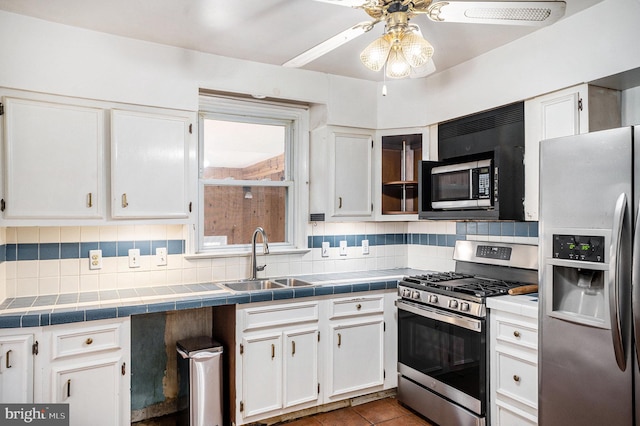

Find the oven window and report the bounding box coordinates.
[431,170,471,202]
[398,307,486,404]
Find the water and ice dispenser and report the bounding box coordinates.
[546,234,609,328]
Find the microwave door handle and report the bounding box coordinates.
[633,199,640,368]
[610,192,627,371]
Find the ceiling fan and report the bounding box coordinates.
[283,0,567,79]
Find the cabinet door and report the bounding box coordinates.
[241,332,283,418]
[111,109,191,218]
[3,97,104,219]
[327,318,384,399]
[331,132,373,217]
[0,334,34,403]
[52,356,124,426]
[283,328,318,408]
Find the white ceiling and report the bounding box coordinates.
[0,0,603,82]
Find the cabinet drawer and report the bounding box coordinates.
[495,352,537,409]
[242,302,319,331]
[496,403,537,426]
[495,317,537,350]
[329,295,384,318]
[51,322,123,360]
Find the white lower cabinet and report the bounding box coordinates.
[0,331,35,403]
[39,318,131,426]
[488,300,538,426]
[233,291,397,425]
[236,300,320,423]
[323,295,385,401]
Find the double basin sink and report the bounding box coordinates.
[221,277,314,292]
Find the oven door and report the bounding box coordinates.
[397,299,487,416]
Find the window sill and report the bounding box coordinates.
[184,247,311,260]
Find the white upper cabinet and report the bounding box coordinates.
[309,126,374,221]
[111,109,192,219]
[3,97,104,219]
[524,84,620,221]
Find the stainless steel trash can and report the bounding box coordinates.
[177,336,223,426]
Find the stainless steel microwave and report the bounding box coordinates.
[430,159,494,210]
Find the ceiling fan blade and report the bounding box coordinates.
[283,21,377,68]
[426,1,567,26]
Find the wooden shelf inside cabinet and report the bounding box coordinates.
[381,134,422,215]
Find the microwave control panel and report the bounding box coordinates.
[472,167,492,199]
[553,234,605,262]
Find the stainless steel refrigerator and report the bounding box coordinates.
[539,126,640,426]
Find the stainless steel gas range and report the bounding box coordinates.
[396,240,538,426]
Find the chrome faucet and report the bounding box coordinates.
[250,227,270,280]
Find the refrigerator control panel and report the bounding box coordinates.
[553,234,605,262]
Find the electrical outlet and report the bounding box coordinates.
[321,241,330,257]
[128,248,141,268]
[156,247,167,266]
[362,239,370,255]
[339,240,347,256]
[89,249,102,270]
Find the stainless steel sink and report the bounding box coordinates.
[273,278,314,287]
[222,280,285,292]
[220,277,315,292]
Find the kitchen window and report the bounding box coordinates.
[198,94,309,254]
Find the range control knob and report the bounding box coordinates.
[460,302,470,312]
[401,288,411,298]
[411,290,421,300]
[429,295,439,304]
[448,300,459,309]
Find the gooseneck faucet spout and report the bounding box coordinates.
[250,227,269,280]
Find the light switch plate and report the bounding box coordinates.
[89,249,102,270]
[339,240,347,256]
[128,248,141,268]
[362,239,369,255]
[321,241,330,257]
[156,247,167,266]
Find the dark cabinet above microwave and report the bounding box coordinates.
[419,102,525,221]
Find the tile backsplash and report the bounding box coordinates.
[0,221,538,299]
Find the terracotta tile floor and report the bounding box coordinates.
[278,398,434,426]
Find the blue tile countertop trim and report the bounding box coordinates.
[0,269,421,329]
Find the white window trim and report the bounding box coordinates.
[197,95,309,255]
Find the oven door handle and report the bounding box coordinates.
[396,299,483,333]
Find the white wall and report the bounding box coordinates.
[377,0,640,128]
[0,10,377,128]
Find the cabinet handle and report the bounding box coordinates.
[85,338,93,345]
[67,379,71,398]
[337,333,342,348]
[292,341,296,356]
[87,193,93,208]
[271,344,275,359]
[513,331,521,338]
[513,375,520,383]
[338,197,343,209]
[356,303,362,310]
[122,193,129,208]
[5,349,12,369]
[122,362,126,376]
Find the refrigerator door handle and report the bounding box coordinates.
[610,192,627,371]
[633,199,640,367]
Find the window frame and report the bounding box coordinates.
[197,95,309,255]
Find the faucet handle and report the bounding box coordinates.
[256,265,267,272]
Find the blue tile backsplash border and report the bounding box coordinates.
[307,221,538,249]
[2,239,185,263]
[0,221,538,263]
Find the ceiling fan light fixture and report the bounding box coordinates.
[400,30,434,68]
[360,36,392,72]
[385,48,411,79]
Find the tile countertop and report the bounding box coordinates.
[486,292,539,319]
[0,268,426,329]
